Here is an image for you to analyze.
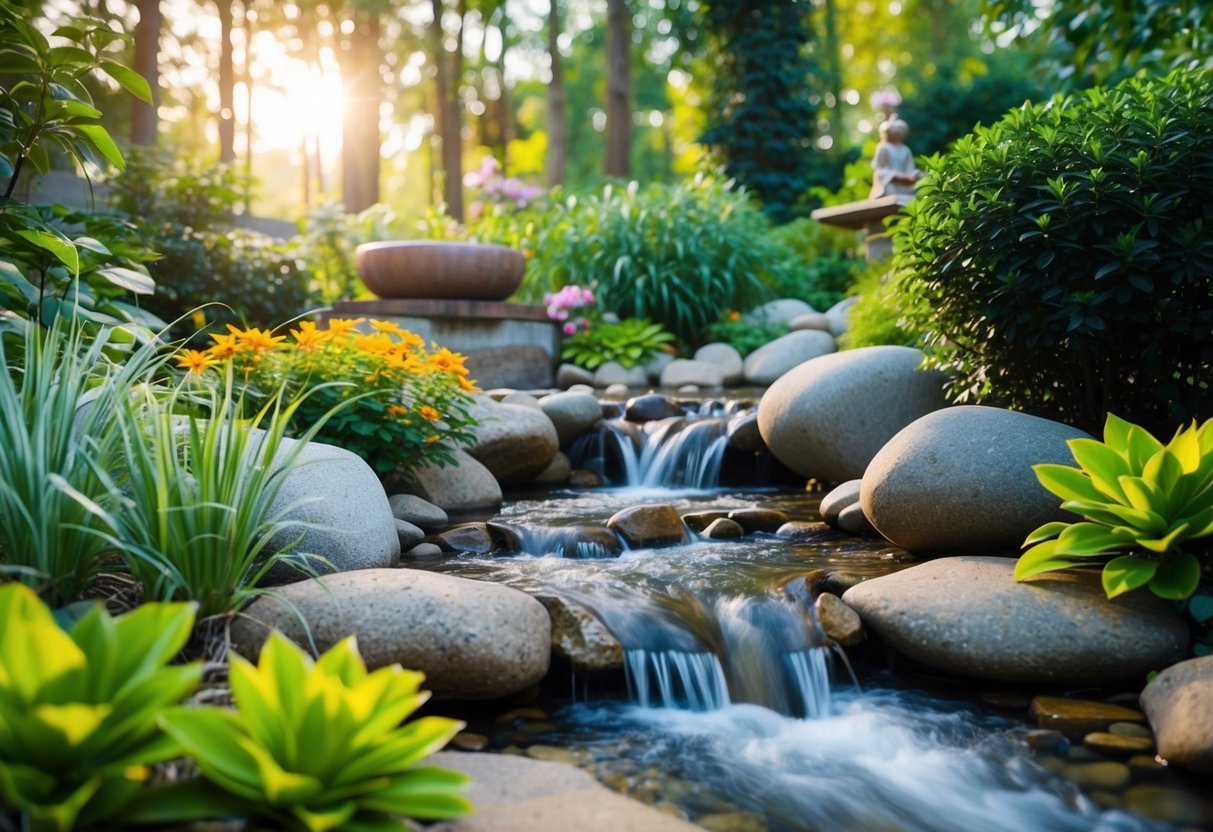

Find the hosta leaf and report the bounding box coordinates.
[1067,438,1130,501]
[1033,463,1105,504]
[1102,555,1158,598]
[1148,551,1201,600]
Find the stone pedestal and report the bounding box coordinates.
[324,299,558,390]
[810,195,913,261]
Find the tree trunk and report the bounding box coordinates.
[339,8,382,212]
[604,0,630,177]
[241,0,254,212]
[217,0,235,163]
[493,7,511,171]
[545,0,565,187]
[430,0,465,220]
[130,0,160,146]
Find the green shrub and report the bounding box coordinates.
[893,69,1213,436]
[0,583,200,831]
[1018,414,1213,601]
[155,632,470,831]
[761,218,863,312]
[839,262,928,350]
[562,317,675,370]
[703,313,788,357]
[295,201,405,303]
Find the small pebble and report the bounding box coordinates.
[1060,762,1132,791]
[1083,732,1155,756]
[1030,696,1145,739]
[1025,730,1068,752]
[400,542,443,561]
[1123,785,1213,825]
[450,732,489,752]
[494,707,548,724]
[1108,721,1154,738]
[704,518,745,539]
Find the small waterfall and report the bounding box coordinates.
[625,649,731,711]
[494,523,621,559]
[787,648,832,719]
[573,416,730,489]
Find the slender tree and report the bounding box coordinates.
[545,0,565,186]
[336,3,383,212]
[130,0,160,145]
[604,0,630,177]
[216,0,235,163]
[430,0,465,219]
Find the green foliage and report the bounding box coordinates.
[156,632,470,831]
[699,0,824,221]
[295,201,404,303]
[840,262,929,350]
[892,70,1213,436]
[107,151,314,341]
[1017,414,1213,602]
[0,319,169,606]
[985,0,1213,86]
[703,314,788,358]
[761,218,862,312]
[523,176,789,346]
[562,317,675,370]
[0,583,200,832]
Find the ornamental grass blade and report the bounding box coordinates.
[1102,555,1158,598]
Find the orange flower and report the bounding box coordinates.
[726,309,741,322]
[370,319,405,337]
[427,347,469,377]
[175,349,214,375]
[387,404,409,418]
[419,405,441,422]
[229,324,285,353]
[457,375,478,392]
[207,332,241,360]
[290,321,330,352]
[396,329,424,350]
[325,317,365,338]
[353,332,394,355]
[425,434,441,444]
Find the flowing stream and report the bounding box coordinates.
[420,405,1191,831]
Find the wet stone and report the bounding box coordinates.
[524,745,581,766]
[625,393,683,422]
[774,521,833,540]
[1109,721,1154,738]
[814,593,864,647]
[1025,730,1068,752]
[607,504,687,548]
[1123,785,1213,826]
[537,594,624,671]
[821,572,868,595]
[394,519,426,551]
[1030,696,1145,740]
[695,810,769,832]
[727,508,790,533]
[777,572,827,607]
[433,524,494,554]
[568,469,604,489]
[979,691,1033,711]
[494,707,549,724]
[1066,746,1103,763]
[1127,754,1170,783]
[704,518,745,539]
[682,511,732,532]
[1060,762,1132,791]
[1083,732,1155,756]
[388,493,449,532]
[451,732,490,752]
[1089,791,1124,811]
[400,542,444,562]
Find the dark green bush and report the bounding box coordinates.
[840,262,928,350]
[893,69,1213,435]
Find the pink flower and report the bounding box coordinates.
[563,322,577,336]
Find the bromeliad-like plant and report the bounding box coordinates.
[154,632,470,831]
[561,317,675,371]
[1017,414,1213,600]
[0,583,200,832]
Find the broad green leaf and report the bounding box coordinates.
[1033,463,1105,504]
[1067,438,1130,501]
[1102,413,1133,451]
[1137,523,1191,554]
[30,703,111,747]
[1118,475,1166,515]
[123,779,256,825]
[1168,425,1202,475]
[1101,555,1158,598]
[159,708,265,801]
[0,584,85,699]
[235,733,324,804]
[97,266,154,295]
[13,229,78,274]
[1125,425,1164,470]
[1056,522,1132,556]
[0,260,38,305]
[74,124,125,170]
[1148,551,1201,600]
[1023,521,1069,546]
[1143,448,1183,493]
[98,60,152,104]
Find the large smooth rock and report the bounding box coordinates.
[556,363,594,389]
[265,436,399,578]
[1141,656,1213,774]
[789,311,833,333]
[825,296,857,337]
[537,595,624,671]
[607,504,687,548]
[593,362,647,388]
[693,343,744,386]
[745,298,815,326]
[743,330,836,386]
[231,569,551,700]
[539,391,603,447]
[660,359,723,389]
[842,556,1189,685]
[388,493,448,532]
[467,400,559,485]
[757,346,948,483]
[862,406,1090,553]
[403,449,503,514]
[625,394,682,422]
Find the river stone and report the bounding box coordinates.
[819,480,862,527]
[726,413,762,453]
[533,451,572,485]
[704,518,744,539]
[604,383,629,397]
[861,406,1090,554]
[501,391,542,409]
[539,391,603,447]
[727,508,789,533]
[742,330,837,386]
[1140,655,1213,774]
[394,519,425,550]
[693,343,745,386]
[1123,785,1213,826]
[842,557,1189,685]
[568,469,604,489]
[263,436,399,579]
[388,493,449,532]
[403,449,503,515]
[837,503,877,537]
[745,298,815,326]
[660,359,723,389]
[593,362,647,388]
[231,569,550,700]
[789,311,833,333]
[825,296,857,337]
[467,400,559,485]
[644,352,675,382]
[814,593,864,646]
[537,595,624,671]
[607,504,687,548]
[434,523,494,554]
[401,542,443,561]
[1083,733,1154,756]
[775,521,834,541]
[1061,762,1131,791]
[625,394,683,422]
[757,346,949,483]
[556,363,594,389]
[681,510,731,532]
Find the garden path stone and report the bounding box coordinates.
[263,436,399,581]
[660,359,723,389]
[757,346,948,483]
[607,504,688,548]
[1140,655,1213,774]
[819,480,862,527]
[556,363,594,389]
[388,494,449,532]
[403,449,503,515]
[745,298,816,326]
[693,343,744,386]
[539,391,603,447]
[861,405,1089,553]
[466,399,559,485]
[742,330,836,386]
[842,556,1188,685]
[231,569,550,700]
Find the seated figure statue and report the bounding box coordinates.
[870,116,922,199]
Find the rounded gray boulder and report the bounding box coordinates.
[757,346,948,483]
[861,405,1090,553]
[842,556,1188,685]
[693,343,745,386]
[742,330,836,386]
[466,400,559,485]
[539,391,603,447]
[232,569,551,700]
[1140,655,1213,774]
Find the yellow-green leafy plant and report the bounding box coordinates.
[1017,413,1213,600]
[154,632,471,831]
[0,583,200,832]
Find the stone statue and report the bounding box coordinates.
[870,117,922,199]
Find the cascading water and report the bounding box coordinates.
[570,414,732,489]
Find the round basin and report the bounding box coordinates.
[355,241,526,301]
